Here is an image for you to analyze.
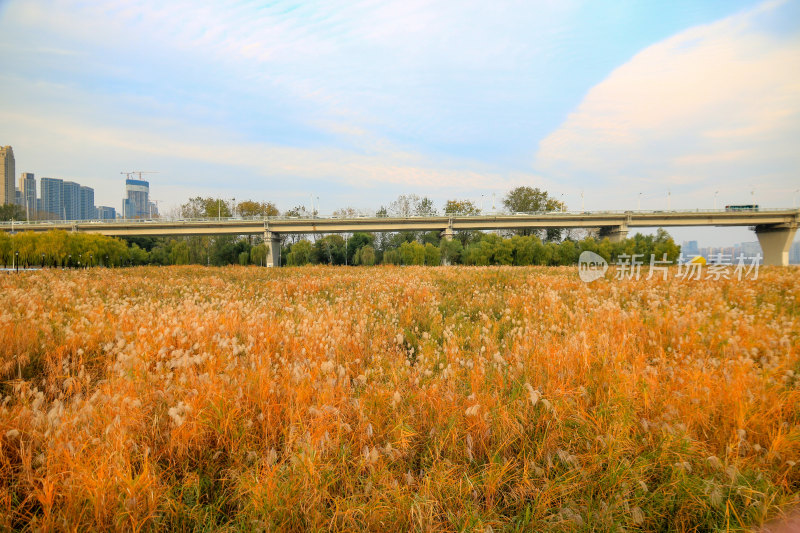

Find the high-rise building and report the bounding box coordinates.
[789,242,800,265]
[62,181,81,220]
[39,177,64,219]
[79,185,95,220]
[19,172,36,219]
[681,240,700,257]
[123,178,150,219]
[0,146,15,205]
[96,206,117,220]
[15,188,23,206]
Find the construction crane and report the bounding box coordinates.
[149,199,162,219]
[120,171,158,180]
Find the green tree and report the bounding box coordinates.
[503,186,565,239]
[346,232,374,265]
[399,241,426,265]
[313,235,346,265]
[209,236,251,265]
[128,244,149,265]
[382,249,400,265]
[357,245,376,266]
[494,238,514,265]
[420,231,440,246]
[170,240,191,265]
[250,244,268,266]
[0,231,12,267]
[443,199,481,216]
[0,204,26,221]
[236,200,279,218]
[439,238,463,265]
[503,186,563,213]
[181,197,232,219]
[462,234,500,265]
[424,242,441,266]
[287,240,313,266]
[653,228,681,263]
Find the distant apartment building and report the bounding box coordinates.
[736,242,762,259]
[96,206,117,220]
[681,240,700,257]
[123,178,150,218]
[19,172,36,219]
[681,240,775,263]
[79,185,95,219]
[790,242,800,265]
[39,177,64,219]
[0,146,15,205]
[62,181,81,220]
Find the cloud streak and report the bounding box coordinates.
[534,0,800,209]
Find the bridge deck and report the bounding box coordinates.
[1,209,798,236]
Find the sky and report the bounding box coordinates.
[0,0,798,246]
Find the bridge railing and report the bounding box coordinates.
[0,207,797,227]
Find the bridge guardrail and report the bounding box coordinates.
[1,207,798,227]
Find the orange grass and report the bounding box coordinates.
[0,265,799,531]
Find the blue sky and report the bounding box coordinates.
[0,0,798,246]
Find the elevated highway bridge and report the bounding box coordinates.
[2,208,798,266]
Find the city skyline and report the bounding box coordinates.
[9,171,117,221]
[1,0,799,247]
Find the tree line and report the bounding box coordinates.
[0,188,681,267]
[282,229,680,267]
[0,231,139,268]
[0,226,680,269]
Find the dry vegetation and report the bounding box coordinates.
[0,265,799,531]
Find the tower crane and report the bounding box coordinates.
[149,199,162,219]
[120,171,159,180]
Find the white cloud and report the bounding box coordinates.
[534,0,800,209]
[2,109,515,203]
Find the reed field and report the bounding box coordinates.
[0,265,798,531]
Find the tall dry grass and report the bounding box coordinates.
[0,265,798,531]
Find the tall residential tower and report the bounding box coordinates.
[79,185,95,220]
[39,177,64,220]
[19,172,36,219]
[123,178,150,218]
[62,181,81,220]
[0,146,15,205]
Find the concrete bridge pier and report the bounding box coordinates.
[441,220,454,241]
[599,225,629,243]
[265,231,281,267]
[755,224,797,266]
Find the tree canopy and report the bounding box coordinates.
[0,204,26,221]
[443,199,481,216]
[502,186,564,214]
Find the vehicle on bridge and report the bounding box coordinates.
[725,204,759,211]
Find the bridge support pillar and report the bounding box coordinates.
[265,231,281,267]
[441,221,454,241]
[755,224,797,266]
[599,225,628,244]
